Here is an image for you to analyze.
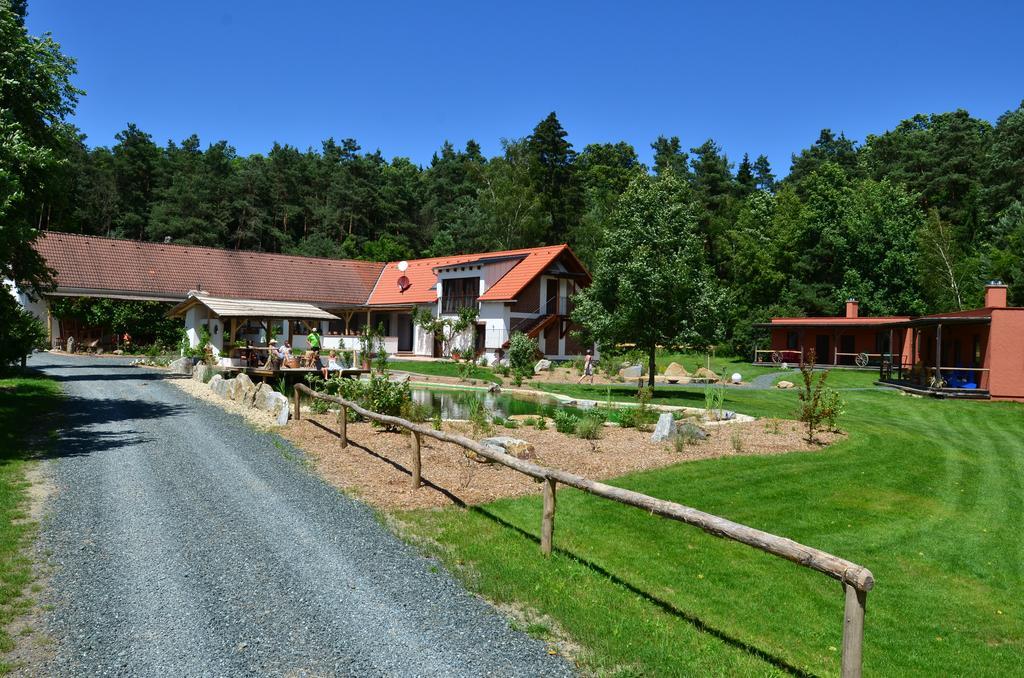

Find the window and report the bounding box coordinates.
[442,277,479,314]
[786,331,799,350]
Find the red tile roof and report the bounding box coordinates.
[33,232,384,307]
[768,316,910,326]
[367,244,587,306]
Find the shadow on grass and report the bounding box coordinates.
[306,418,815,677]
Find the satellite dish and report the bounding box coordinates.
[397,260,409,272]
[397,275,411,292]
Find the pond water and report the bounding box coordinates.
[410,386,563,420]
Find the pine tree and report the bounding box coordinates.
[526,112,580,244]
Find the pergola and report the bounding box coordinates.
[169,292,339,347]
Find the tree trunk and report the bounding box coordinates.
[648,344,656,389]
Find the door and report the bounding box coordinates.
[840,335,855,365]
[546,279,559,314]
[815,334,830,365]
[397,313,413,352]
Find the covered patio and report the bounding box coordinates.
[877,316,992,399]
[169,292,369,380]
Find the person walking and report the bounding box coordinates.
[577,349,595,384]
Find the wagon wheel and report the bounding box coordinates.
[771,351,783,365]
[855,352,869,367]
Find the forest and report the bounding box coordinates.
[4,1,1024,355]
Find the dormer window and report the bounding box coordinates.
[442,277,479,314]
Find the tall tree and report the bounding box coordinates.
[752,154,775,192]
[571,173,723,387]
[525,112,580,244]
[735,153,756,195]
[787,129,861,192]
[111,123,161,239]
[650,135,690,177]
[0,2,80,295]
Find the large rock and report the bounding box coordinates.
[224,377,243,401]
[267,392,290,425]
[208,374,228,398]
[619,365,643,380]
[478,436,537,462]
[533,359,552,374]
[233,373,256,404]
[191,364,210,382]
[168,356,193,376]
[389,373,410,384]
[694,367,720,382]
[677,421,709,441]
[252,383,275,410]
[777,380,795,389]
[664,362,690,378]
[650,413,677,442]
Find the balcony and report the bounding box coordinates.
[441,294,479,315]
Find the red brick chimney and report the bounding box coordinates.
[985,281,1008,308]
[845,298,859,318]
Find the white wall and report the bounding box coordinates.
[6,279,56,342]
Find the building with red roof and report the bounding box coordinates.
[16,232,592,362]
[757,284,1024,401]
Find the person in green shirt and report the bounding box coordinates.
[307,326,323,369]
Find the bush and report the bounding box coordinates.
[575,415,602,439]
[457,360,476,381]
[503,418,519,429]
[507,332,537,376]
[310,398,331,414]
[334,375,412,431]
[469,399,492,436]
[431,412,443,431]
[553,409,579,434]
[0,295,47,368]
[536,416,548,430]
[400,399,431,423]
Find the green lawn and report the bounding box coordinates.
[386,359,503,384]
[398,382,1024,676]
[0,375,61,671]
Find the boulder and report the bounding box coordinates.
[650,413,677,442]
[534,359,552,374]
[209,374,228,398]
[112,349,124,355]
[776,380,795,389]
[253,383,280,411]
[266,392,290,425]
[232,373,256,403]
[619,365,643,380]
[168,356,193,376]
[191,364,210,383]
[694,367,720,382]
[479,436,537,461]
[389,373,410,384]
[677,421,709,441]
[664,362,690,377]
[223,377,242,401]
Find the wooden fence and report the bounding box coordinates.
[293,383,875,677]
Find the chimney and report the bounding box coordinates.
[845,298,859,318]
[985,280,1008,308]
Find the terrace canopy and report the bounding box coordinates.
[169,292,339,348]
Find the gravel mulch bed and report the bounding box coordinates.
[280,415,841,510]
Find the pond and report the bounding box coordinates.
[410,386,565,420]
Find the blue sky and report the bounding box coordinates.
[28,0,1024,175]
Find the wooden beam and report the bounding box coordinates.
[841,584,867,678]
[541,478,556,556]
[936,323,943,384]
[411,432,421,489]
[338,406,347,448]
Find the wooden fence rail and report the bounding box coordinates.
[293,383,875,677]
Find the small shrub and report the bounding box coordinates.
[503,418,519,429]
[575,415,602,440]
[431,412,443,431]
[400,400,431,423]
[477,356,489,367]
[797,349,829,443]
[512,372,523,387]
[522,417,537,427]
[492,415,506,427]
[764,419,781,435]
[731,431,744,454]
[820,387,845,432]
[310,398,330,415]
[457,360,476,381]
[674,422,704,450]
[469,399,492,436]
[508,332,538,375]
[201,368,218,384]
[704,383,725,420]
[553,409,579,434]
[536,416,548,430]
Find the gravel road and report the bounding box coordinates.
[30,353,572,677]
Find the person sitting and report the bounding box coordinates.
[322,350,343,379]
[265,339,282,369]
[278,341,292,367]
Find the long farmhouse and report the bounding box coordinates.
[15,232,592,363]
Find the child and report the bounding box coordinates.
[322,350,342,379]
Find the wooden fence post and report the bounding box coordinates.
[411,431,421,489]
[338,405,348,448]
[293,386,301,421]
[841,583,867,678]
[541,477,556,556]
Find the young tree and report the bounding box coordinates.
[571,173,723,388]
